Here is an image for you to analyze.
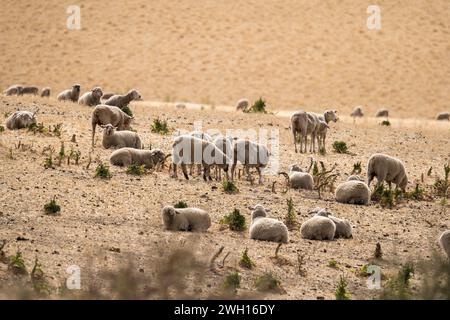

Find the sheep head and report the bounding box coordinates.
[92,87,103,98]
[101,124,117,136]
[128,89,142,101]
[324,110,338,123]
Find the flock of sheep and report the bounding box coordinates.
[2,84,450,263]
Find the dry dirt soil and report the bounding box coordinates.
[0,0,449,300]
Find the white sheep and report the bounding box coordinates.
[249,205,288,243]
[278,164,314,190]
[439,230,450,260]
[235,99,249,112]
[57,84,81,102]
[40,87,51,97]
[3,84,23,96]
[367,153,408,192]
[300,215,336,241]
[110,148,167,170]
[436,112,449,121]
[78,87,103,106]
[5,110,38,130]
[375,109,389,118]
[101,124,142,149]
[91,105,133,147]
[351,106,364,118]
[316,120,329,152]
[312,208,352,239]
[335,180,371,205]
[104,89,141,109]
[230,139,270,184]
[213,136,234,180]
[161,205,211,232]
[20,86,39,95]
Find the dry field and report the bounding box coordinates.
[0,0,450,300]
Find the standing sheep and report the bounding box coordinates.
[278,164,314,190]
[91,105,133,147]
[78,87,103,106]
[104,89,142,109]
[235,99,249,112]
[335,180,371,205]
[3,85,23,96]
[213,136,234,180]
[375,109,389,118]
[312,208,353,239]
[316,120,329,152]
[367,153,408,192]
[5,109,38,130]
[161,205,211,232]
[101,124,142,149]
[57,84,81,102]
[300,215,336,241]
[439,230,450,260]
[249,205,288,243]
[230,139,270,184]
[40,87,51,97]
[110,148,167,170]
[351,106,364,118]
[20,86,39,95]
[436,112,449,121]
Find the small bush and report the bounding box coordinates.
[255,273,282,293]
[51,123,63,137]
[0,125,4,133]
[433,164,450,198]
[95,163,112,179]
[44,196,61,215]
[57,142,65,166]
[239,248,255,269]
[222,179,239,194]
[151,118,170,135]
[406,183,426,201]
[174,201,188,209]
[4,111,11,119]
[126,164,146,175]
[332,141,348,154]
[381,120,391,126]
[328,259,338,269]
[335,275,351,300]
[243,97,268,114]
[372,184,396,208]
[121,105,133,117]
[381,263,414,299]
[351,162,362,175]
[31,258,50,295]
[220,209,246,231]
[8,252,27,275]
[27,122,47,134]
[44,154,54,169]
[222,272,240,294]
[284,197,297,229]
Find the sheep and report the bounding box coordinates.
[188,131,213,175]
[235,99,249,111]
[439,230,450,260]
[335,180,371,205]
[110,148,168,170]
[161,205,211,232]
[91,105,133,147]
[78,87,103,106]
[5,109,38,130]
[230,139,270,184]
[351,106,364,118]
[436,112,449,121]
[40,87,51,97]
[249,205,288,243]
[19,86,39,95]
[316,120,329,152]
[375,109,389,118]
[57,84,81,102]
[311,208,352,239]
[278,164,314,190]
[347,175,364,182]
[213,136,234,180]
[300,215,336,241]
[367,153,408,192]
[175,103,186,109]
[3,85,23,96]
[171,135,231,181]
[101,124,142,149]
[104,89,142,109]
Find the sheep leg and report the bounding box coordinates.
[293,131,298,153]
[230,162,237,181]
[181,163,189,180]
[257,167,263,184]
[171,163,178,178]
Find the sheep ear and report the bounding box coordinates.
[248,205,255,210]
[174,209,181,215]
[114,126,118,130]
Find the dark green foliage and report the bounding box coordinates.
[332,141,348,154]
[239,248,255,269]
[151,118,170,135]
[44,196,61,215]
[95,163,112,179]
[243,97,268,114]
[222,179,239,194]
[174,201,188,209]
[335,275,351,300]
[220,209,246,231]
[126,164,146,175]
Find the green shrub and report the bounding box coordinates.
[222,179,239,194]
[381,263,414,299]
[151,118,170,135]
[121,105,133,117]
[8,252,27,275]
[351,162,362,175]
[44,196,61,215]
[255,273,282,293]
[220,209,246,231]
[174,201,188,209]
[95,163,112,179]
[126,164,146,175]
[332,141,348,154]
[27,122,47,134]
[222,272,240,294]
[335,275,351,300]
[381,120,391,126]
[0,125,4,133]
[328,259,338,269]
[284,197,297,229]
[239,248,255,269]
[243,97,268,114]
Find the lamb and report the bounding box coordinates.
[5,109,38,130]
[436,112,449,121]
[3,85,23,96]
[249,205,288,243]
[375,109,389,117]
[367,153,408,192]
[278,164,314,190]
[235,99,249,111]
[101,124,142,149]
[78,87,103,106]
[300,215,336,241]
[439,230,450,260]
[104,89,142,109]
[40,87,51,97]
[230,139,270,184]
[335,180,371,205]
[91,105,133,147]
[161,205,211,232]
[311,208,352,239]
[171,135,231,181]
[57,84,81,102]
[19,86,39,95]
[350,106,364,118]
[110,148,167,170]
[213,136,234,180]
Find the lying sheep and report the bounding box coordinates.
[161,205,211,232]
[110,148,167,170]
[20,86,39,95]
[3,85,23,96]
[175,103,186,109]
[40,87,51,97]
[104,89,141,109]
[351,106,364,118]
[230,139,270,184]
[367,153,408,192]
[235,99,249,111]
[335,180,371,205]
[57,84,81,102]
[78,87,103,106]
[312,208,352,239]
[91,105,133,147]
[439,230,450,260]
[436,112,449,121]
[5,109,38,130]
[279,164,314,190]
[249,205,288,243]
[300,215,336,241]
[375,109,389,118]
[347,175,364,182]
[101,124,142,149]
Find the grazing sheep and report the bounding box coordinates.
[3,85,23,96]
[235,99,249,111]
[5,109,38,130]
[104,89,142,109]
[20,86,39,95]
[161,205,211,232]
[110,148,167,170]
[312,208,352,239]
[101,92,115,100]
[40,87,51,97]
[249,205,288,243]
[230,139,270,184]
[101,124,142,149]
[57,84,81,102]
[279,164,314,190]
[300,215,336,241]
[436,112,449,121]
[78,87,103,106]
[213,136,234,180]
[439,230,450,260]
[335,180,371,205]
[351,106,364,118]
[367,153,408,192]
[347,175,364,182]
[171,135,231,181]
[375,109,389,118]
[91,105,133,147]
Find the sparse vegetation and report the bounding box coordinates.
[220,209,246,231]
[95,163,112,179]
[57,142,65,166]
[151,118,170,135]
[372,184,398,208]
[255,272,282,293]
[328,259,338,269]
[126,164,146,175]
[51,123,63,137]
[284,197,297,230]
[433,164,450,198]
[31,258,50,295]
[173,201,188,209]
[335,275,351,300]
[243,97,268,114]
[332,141,348,154]
[222,272,240,294]
[0,125,4,133]
[381,120,391,126]
[222,179,239,194]
[309,159,339,198]
[8,252,27,275]
[121,105,133,117]
[44,196,61,215]
[381,263,414,299]
[239,248,255,269]
[351,161,362,175]
[27,122,47,134]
